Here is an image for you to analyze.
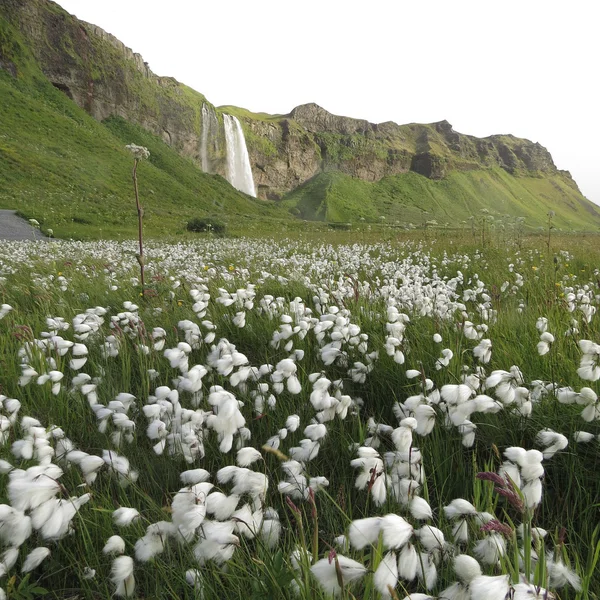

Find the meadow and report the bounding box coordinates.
[0,231,599,599]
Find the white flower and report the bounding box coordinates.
[180,469,211,485]
[547,554,582,590]
[444,498,477,519]
[111,555,135,597]
[469,574,510,600]
[348,517,382,550]
[125,144,150,160]
[397,543,418,581]
[260,510,281,549]
[21,547,51,573]
[103,535,126,555]
[134,530,167,562]
[473,339,492,363]
[416,525,444,551]
[577,340,600,381]
[236,447,262,467]
[286,414,300,432]
[453,554,481,583]
[415,551,437,589]
[310,555,367,596]
[112,507,140,527]
[513,583,555,599]
[0,548,18,577]
[474,533,506,564]
[537,332,555,355]
[536,428,568,459]
[185,568,203,590]
[573,431,595,443]
[374,551,399,597]
[8,470,62,512]
[194,520,239,565]
[409,496,432,520]
[381,514,413,550]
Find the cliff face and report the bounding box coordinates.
[0,0,574,202]
[243,104,559,199]
[2,0,210,162]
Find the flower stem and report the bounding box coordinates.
[132,158,145,290]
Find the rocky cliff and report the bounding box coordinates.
[0,0,588,210]
[243,103,562,199]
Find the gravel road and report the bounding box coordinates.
[0,210,47,241]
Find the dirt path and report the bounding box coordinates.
[0,210,47,241]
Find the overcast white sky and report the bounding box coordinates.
[56,0,599,204]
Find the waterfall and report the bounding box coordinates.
[223,114,256,197]
[200,103,219,173]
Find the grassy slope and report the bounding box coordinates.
[0,74,289,239]
[2,5,599,237]
[0,13,290,240]
[282,169,600,229]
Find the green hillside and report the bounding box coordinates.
[0,76,286,239]
[1,1,599,238]
[0,12,287,239]
[282,169,600,230]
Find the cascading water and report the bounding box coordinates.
[200,103,219,173]
[223,114,256,197]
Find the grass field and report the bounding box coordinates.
[0,231,599,599]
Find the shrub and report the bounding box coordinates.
[186,217,227,234]
[327,222,352,231]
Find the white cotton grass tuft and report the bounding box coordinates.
[453,554,482,583]
[537,331,555,355]
[21,547,51,573]
[348,517,382,550]
[416,525,445,552]
[547,554,582,590]
[186,568,202,590]
[111,555,135,597]
[285,414,301,432]
[409,496,433,520]
[380,514,413,549]
[113,507,140,527]
[573,431,595,443]
[103,535,126,555]
[310,555,367,596]
[468,574,510,600]
[512,583,555,599]
[444,498,477,520]
[536,428,568,459]
[415,551,437,589]
[474,532,506,564]
[0,548,19,577]
[374,551,399,597]
[236,447,262,467]
[7,469,62,512]
[134,529,168,562]
[180,469,211,485]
